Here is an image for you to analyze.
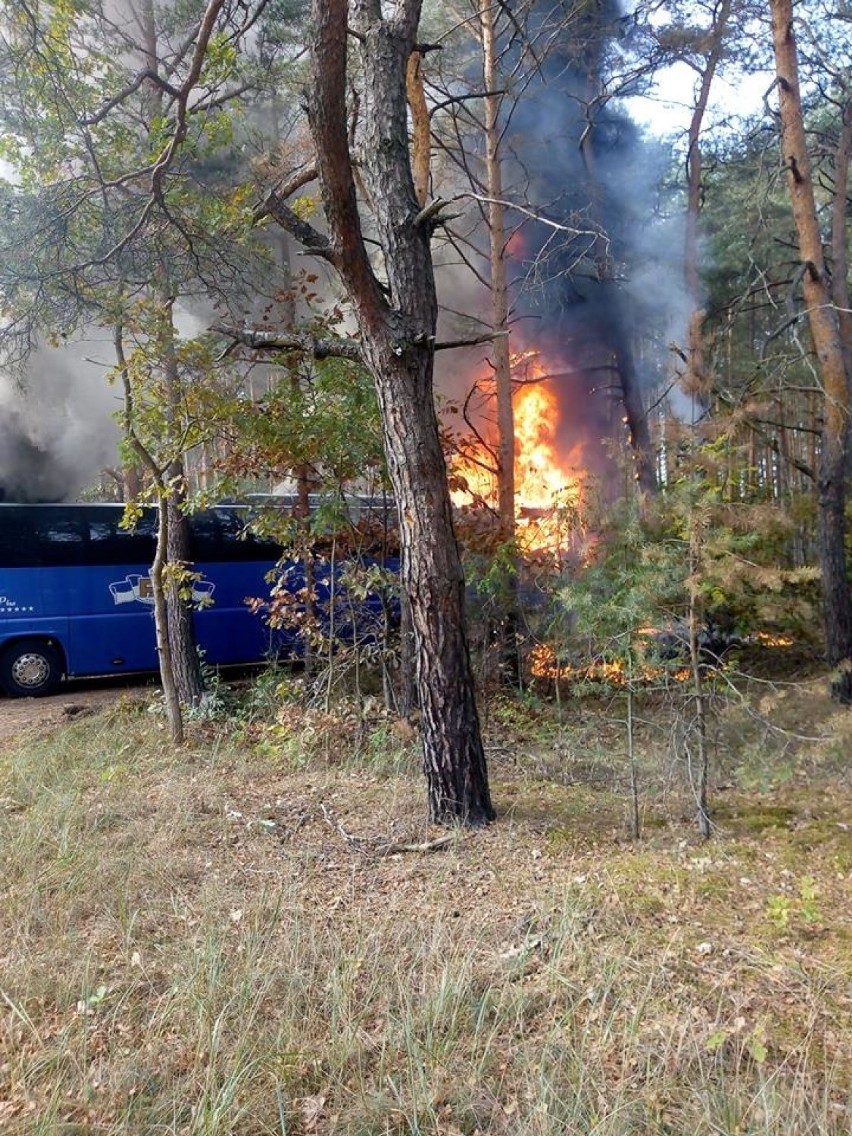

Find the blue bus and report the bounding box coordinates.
[0,502,395,697]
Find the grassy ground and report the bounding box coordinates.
[0,668,850,1135]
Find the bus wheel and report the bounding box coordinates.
[0,641,63,698]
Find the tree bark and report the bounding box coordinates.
[612,334,657,495]
[139,0,206,710]
[305,0,494,823]
[406,50,431,209]
[395,584,417,716]
[682,0,731,405]
[479,0,514,543]
[154,493,184,743]
[479,0,520,687]
[165,493,206,705]
[829,98,852,396]
[770,0,852,703]
[161,294,206,708]
[116,319,186,742]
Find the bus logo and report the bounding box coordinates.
[0,595,35,613]
[109,574,216,607]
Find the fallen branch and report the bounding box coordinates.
[375,834,454,855]
[320,803,455,856]
[320,801,362,848]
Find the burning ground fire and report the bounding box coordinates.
[451,351,587,555]
[529,643,692,685]
[530,631,796,685]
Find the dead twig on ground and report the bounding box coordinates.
[320,802,454,856]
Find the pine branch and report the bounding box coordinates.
[213,324,363,363]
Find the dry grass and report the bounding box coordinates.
[0,676,850,1135]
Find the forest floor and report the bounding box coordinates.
[0,659,850,1135]
[0,682,136,743]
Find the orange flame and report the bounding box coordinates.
[752,632,794,648]
[514,379,584,507]
[451,351,586,555]
[530,644,693,686]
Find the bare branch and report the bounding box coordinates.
[213,324,364,363]
[80,68,181,126]
[413,197,459,227]
[458,192,604,238]
[376,834,453,854]
[320,801,454,855]
[761,261,814,355]
[428,89,504,118]
[150,0,228,202]
[256,165,318,209]
[260,199,335,262]
[435,330,508,351]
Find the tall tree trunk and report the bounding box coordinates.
[395,583,417,717]
[479,0,520,686]
[161,294,206,708]
[306,0,494,824]
[682,0,731,407]
[688,529,711,839]
[291,407,317,679]
[154,496,185,742]
[368,345,493,822]
[479,0,514,543]
[138,0,205,709]
[829,96,852,468]
[165,493,205,705]
[770,0,852,703]
[612,334,657,495]
[116,320,185,742]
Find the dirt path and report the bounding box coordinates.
[0,682,145,744]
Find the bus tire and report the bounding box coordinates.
[0,640,63,698]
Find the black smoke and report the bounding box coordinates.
[495,0,679,488]
[0,407,73,502]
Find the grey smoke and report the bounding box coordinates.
[475,1,688,467]
[0,334,122,502]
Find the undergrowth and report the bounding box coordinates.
[0,675,849,1134]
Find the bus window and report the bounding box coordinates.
[211,508,281,561]
[187,511,221,562]
[190,508,281,563]
[87,509,157,566]
[32,509,87,566]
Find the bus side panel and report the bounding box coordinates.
[65,563,161,676]
[0,560,284,679]
[191,559,291,664]
[0,567,72,661]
